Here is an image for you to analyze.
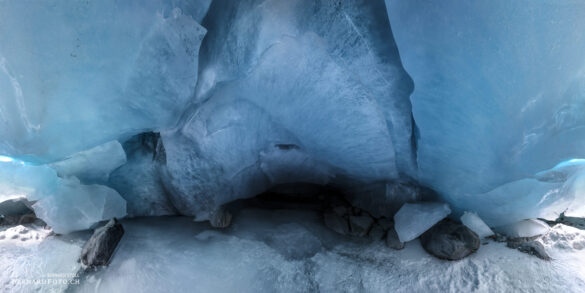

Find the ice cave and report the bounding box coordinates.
[1,0,585,292]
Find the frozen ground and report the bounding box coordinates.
[2,208,585,293]
[0,223,87,292]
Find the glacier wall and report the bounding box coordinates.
[387,0,585,225]
[0,0,209,162]
[0,0,584,232]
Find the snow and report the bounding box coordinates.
[0,225,51,245]
[495,219,551,239]
[0,224,86,292]
[394,202,451,242]
[539,224,585,252]
[461,212,494,239]
[0,209,575,292]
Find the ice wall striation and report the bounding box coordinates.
[387,0,585,225]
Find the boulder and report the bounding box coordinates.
[0,198,36,226]
[385,227,405,250]
[209,207,232,228]
[420,220,480,260]
[368,223,386,241]
[507,240,551,261]
[80,218,125,268]
[349,214,374,237]
[323,210,350,235]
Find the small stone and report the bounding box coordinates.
[18,214,38,225]
[10,234,18,239]
[385,227,405,250]
[377,218,395,231]
[420,220,480,260]
[490,233,508,243]
[80,218,125,268]
[332,206,349,217]
[0,234,5,240]
[349,214,374,237]
[507,240,551,261]
[368,223,386,241]
[324,210,350,235]
[209,208,232,228]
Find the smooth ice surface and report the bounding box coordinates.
[50,141,126,184]
[0,159,126,234]
[387,0,585,225]
[460,211,494,239]
[495,219,551,239]
[0,0,209,161]
[394,202,451,242]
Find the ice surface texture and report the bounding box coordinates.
[394,203,451,243]
[160,0,417,219]
[387,0,585,225]
[1,0,585,229]
[460,212,494,239]
[0,0,209,162]
[0,157,126,234]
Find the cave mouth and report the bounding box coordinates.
[224,183,350,219]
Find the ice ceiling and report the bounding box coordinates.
[0,0,585,233]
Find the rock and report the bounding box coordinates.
[0,198,36,226]
[0,197,33,216]
[555,213,585,230]
[18,213,38,225]
[80,218,125,268]
[507,240,552,261]
[324,210,350,235]
[0,215,20,226]
[420,220,480,260]
[377,217,395,231]
[332,206,349,217]
[368,223,386,241]
[349,214,374,237]
[209,207,232,228]
[385,227,405,250]
[490,233,508,243]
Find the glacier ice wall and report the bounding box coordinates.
[159,0,418,219]
[1,0,585,231]
[0,0,209,162]
[387,0,585,225]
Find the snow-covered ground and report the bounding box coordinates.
[0,223,87,292]
[2,209,585,293]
